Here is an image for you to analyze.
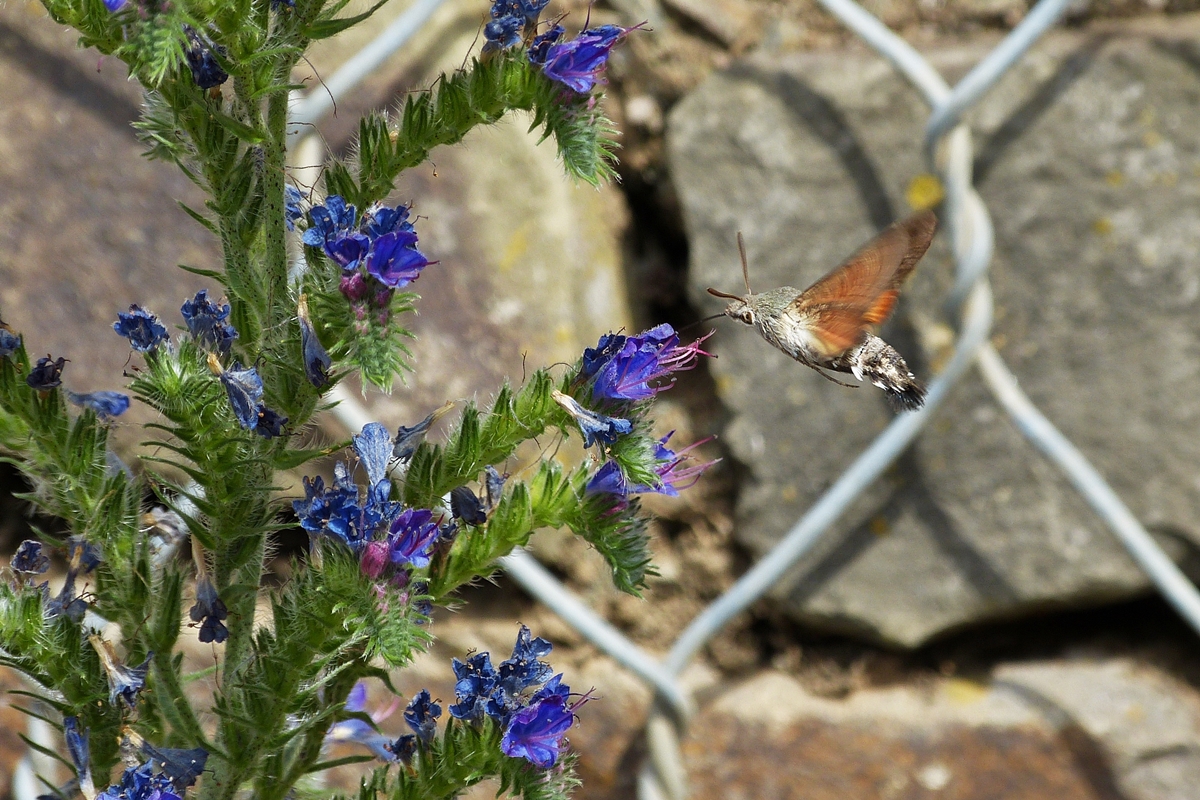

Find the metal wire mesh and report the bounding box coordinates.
[306,2,1200,798]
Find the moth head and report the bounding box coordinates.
[707,231,756,325]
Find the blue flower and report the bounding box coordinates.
[114,306,169,352]
[254,406,287,438]
[303,196,358,249]
[403,689,441,744]
[385,734,417,764]
[104,0,126,11]
[183,26,228,90]
[499,674,579,768]
[362,203,415,239]
[44,539,100,621]
[580,331,625,378]
[27,355,66,391]
[485,465,506,508]
[540,25,631,94]
[297,295,332,388]
[483,15,523,54]
[449,486,486,526]
[487,626,553,720]
[96,762,181,800]
[587,433,718,498]
[551,390,632,447]
[518,0,550,25]
[364,231,431,288]
[449,652,498,721]
[0,326,20,358]
[68,391,131,420]
[325,232,372,271]
[138,742,208,789]
[354,422,393,488]
[294,459,399,551]
[181,290,238,354]
[386,508,440,569]
[189,577,228,644]
[63,716,94,798]
[90,636,151,709]
[216,360,264,430]
[11,540,49,574]
[526,24,564,65]
[589,324,712,401]
[284,185,305,232]
[392,401,454,461]
[325,683,396,761]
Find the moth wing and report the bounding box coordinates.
[790,210,937,357]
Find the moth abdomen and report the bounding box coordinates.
[829,334,926,412]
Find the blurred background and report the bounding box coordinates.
[5,0,1200,796]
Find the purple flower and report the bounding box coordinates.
[587,433,718,498]
[189,577,228,644]
[359,540,389,579]
[0,327,20,358]
[403,689,441,744]
[284,185,305,232]
[364,231,431,288]
[27,355,66,391]
[90,636,151,709]
[114,306,169,352]
[551,390,632,447]
[584,459,626,496]
[540,25,632,94]
[386,508,440,569]
[68,391,131,420]
[500,675,581,768]
[183,26,228,90]
[590,324,712,401]
[11,540,49,574]
[181,290,238,354]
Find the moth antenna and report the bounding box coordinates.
[735,231,753,296]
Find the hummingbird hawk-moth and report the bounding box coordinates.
[707,210,937,411]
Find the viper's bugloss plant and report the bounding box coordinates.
[0,1,716,799]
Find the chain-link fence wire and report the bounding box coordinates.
[305,1,1200,798]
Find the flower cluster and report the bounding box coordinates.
[366,626,586,769]
[554,323,712,448]
[482,0,549,55]
[301,196,432,325]
[587,431,718,505]
[293,421,461,606]
[529,24,638,95]
[115,291,287,437]
[448,626,586,768]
